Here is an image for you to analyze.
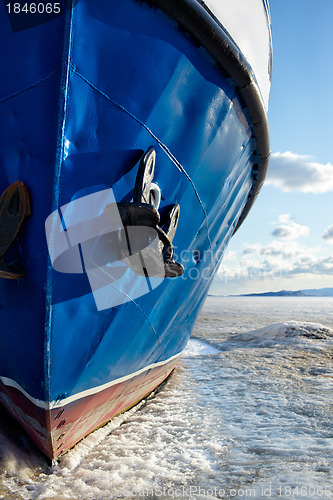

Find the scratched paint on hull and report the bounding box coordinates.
[0,355,181,458]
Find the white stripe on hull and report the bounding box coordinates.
[0,350,183,411]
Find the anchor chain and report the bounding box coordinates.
[106,147,184,278]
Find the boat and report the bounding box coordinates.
[0,0,272,459]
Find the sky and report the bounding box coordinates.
[211,0,333,295]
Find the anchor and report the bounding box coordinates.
[0,181,31,279]
[106,147,184,278]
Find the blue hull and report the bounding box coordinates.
[0,0,269,457]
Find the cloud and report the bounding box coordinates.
[266,151,333,193]
[241,240,321,271]
[216,240,332,286]
[272,214,310,240]
[322,225,333,244]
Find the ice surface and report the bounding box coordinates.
[224,321,333,350]
[183,339,220,357]
[0,297,332,499]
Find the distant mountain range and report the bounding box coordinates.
[209,288,333,298]
[235,288,333,297]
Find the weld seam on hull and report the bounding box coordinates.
[99,280,165,358]
[0,69,61,104]
[71,66,213,248]
[140,0,270,233]
[44,2,77,421]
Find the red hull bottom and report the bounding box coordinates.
[0,356,180,459]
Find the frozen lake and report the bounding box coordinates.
[1,297,333,499]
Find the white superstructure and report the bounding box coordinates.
[203,0,272,110]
